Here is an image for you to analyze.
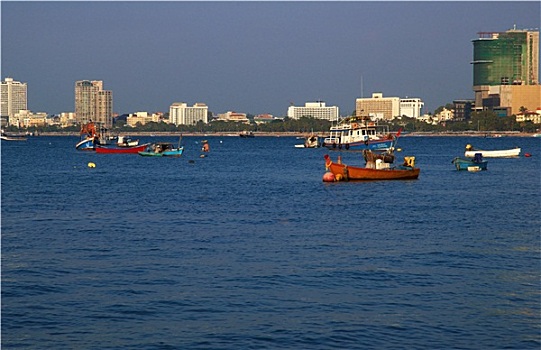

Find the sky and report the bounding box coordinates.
[1,1,539,117]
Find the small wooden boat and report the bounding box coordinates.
[138,142,184,157]
[452,153,488,171]
[323,153,420,181]
[295,133,320,148]
[464,144,521,158]
[95,143,150,154]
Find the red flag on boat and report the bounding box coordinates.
[396,128,402,138]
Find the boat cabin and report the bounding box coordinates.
[324,118,390,146]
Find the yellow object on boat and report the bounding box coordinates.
[403,157,415,167]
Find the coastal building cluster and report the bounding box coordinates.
[1,27,540,129]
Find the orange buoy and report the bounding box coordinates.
[322,172,335,182]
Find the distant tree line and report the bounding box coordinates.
[6,110,539,134]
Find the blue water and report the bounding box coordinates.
[2,135,540,349]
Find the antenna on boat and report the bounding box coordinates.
[360,75,364,98]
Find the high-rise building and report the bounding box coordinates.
[1,77,28,126]
[287,101,339,121]
[471,27,539,109]
[169,102,209,125]
[75,80,113,128]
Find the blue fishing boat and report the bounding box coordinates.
[138,136,184,157]
[75,122,111,151]
[451,153,488,171]
[138,143,184,157]
[75,122,99,151]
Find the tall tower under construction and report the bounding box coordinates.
[471,27,539,110]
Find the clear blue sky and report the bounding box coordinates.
[1,1,539,116]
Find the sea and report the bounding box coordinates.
[1,135,540,349]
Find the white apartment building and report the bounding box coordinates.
[169,102,209,126]
[399,98,424,119]
[1,77,28,126]
[287,101,339,121]
[356,93,400,120]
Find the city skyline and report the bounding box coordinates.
[2,1,539,117]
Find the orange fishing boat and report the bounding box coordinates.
[323,153,420,181]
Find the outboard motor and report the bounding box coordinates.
[473,153,483,163]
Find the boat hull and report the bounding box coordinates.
[465,148,520,158]
[1,135,27,141]
[95,143,150,154]
[323,139,394,151]
[138,148,184,157]
[75,137,97,151]
[324,154,420,181]
[452,157,488,171]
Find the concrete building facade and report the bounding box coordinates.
[1,77,28,126]
[75,80,113,128]
[169,102,209,126]
[287,101,339,121]
[399,98,424,119]
[355,93,400,120]
[498,85,541,115]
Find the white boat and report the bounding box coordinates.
[464,145,521,158]
[322,117,395,151]
[1,129,28,141]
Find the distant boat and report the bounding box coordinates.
[295,133,320,148]
[239,131,255,138]
[1,130,27,141]
[138,136,184,157]
[323,151,420,181]
[464,144,521,158]
[452,153,488,171]
[322,117,397,151]
[95,143,150,154]
[139,143,184,157]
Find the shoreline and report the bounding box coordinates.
[30,131,539,138]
